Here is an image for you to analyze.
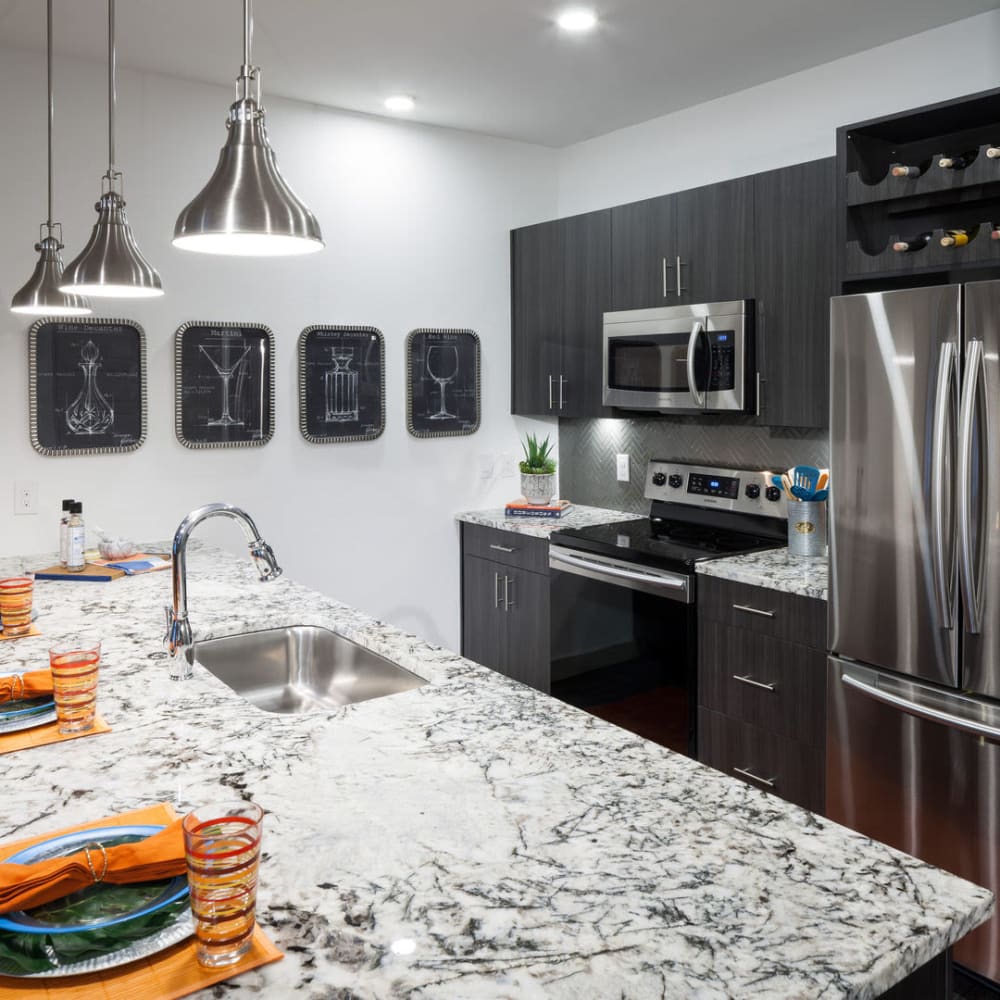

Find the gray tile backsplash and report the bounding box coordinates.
[559,417,829,513]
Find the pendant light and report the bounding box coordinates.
[61,0,163,298]
[10,0,91,316]
[172,0,323,256]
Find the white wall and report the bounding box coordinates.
[558,9,1000,215]
[0,46,558,650]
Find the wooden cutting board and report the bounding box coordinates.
[32,563,126,582]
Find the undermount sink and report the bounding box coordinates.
[187,625,428,714]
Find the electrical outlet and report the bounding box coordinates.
[477,454,495,480]
[499,453,517,478]
[13,480,38,516]
[616,453,630,482]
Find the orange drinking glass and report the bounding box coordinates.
[48,640,100,734]
[0,577,34,637]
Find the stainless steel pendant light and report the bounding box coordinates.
[61,0,163,298]
[10,0,91,316]
[172,0,323,256]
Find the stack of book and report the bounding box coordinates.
[504,499,573,519]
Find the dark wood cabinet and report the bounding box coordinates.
[511,210,611,418]
[753,158,836,428]
[610,195,676,309]
[461,524,550,692]
[697,575,827,812]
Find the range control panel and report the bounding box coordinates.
[644,460,788,517]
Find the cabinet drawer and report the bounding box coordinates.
[697,575,826,649]
[697,708,824,813]
[462,523,549,574]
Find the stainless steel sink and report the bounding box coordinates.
[187,626,427,713]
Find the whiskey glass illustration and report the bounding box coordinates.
[199,342,251,426]
[324,348,359,422]
[425,344,459,420]
[66,340,114,435]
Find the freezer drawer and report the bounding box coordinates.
[827,657,1000,982]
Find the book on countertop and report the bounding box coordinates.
[504,499,573,519]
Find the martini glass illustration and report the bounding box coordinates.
[200,342,251,426]
[426,344,459,420]
[66,340,114,435]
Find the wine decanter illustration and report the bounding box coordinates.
[324,348,359,422]
[426,344,459,420]
[199,341,251,426]
[65,340,114,435]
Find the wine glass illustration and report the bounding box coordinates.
[426,344,459,420]
[200,342,251,426]
[66,340,114,435]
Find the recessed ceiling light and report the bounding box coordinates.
[557,8,597,32]
[384,95,415,112]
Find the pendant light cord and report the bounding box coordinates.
[243,0,252,73]
[107,0,116,175]
[46,0,53,229]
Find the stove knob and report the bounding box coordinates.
[651,472,667,487]
[668,474,683,489]
[765,485,782,502]
[745,483,761,499]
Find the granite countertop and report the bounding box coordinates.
[0,546,990,998]
[456,504,642,538]
[697,548,829,601]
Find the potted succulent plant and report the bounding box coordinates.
[519,433,557,505]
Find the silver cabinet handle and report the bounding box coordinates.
[661,257,669,298]
[958,338,985,634]
[733,674,776,692]
[931,341,958,630]
[732,603,775,618]
[489,543,515,553]
[558,375,566,410]
[504,575,514,611]
[686,320,705,408]
[676,255,687,296]
[548,374,554,410]
[733,766,775,788]
[494,572,502,609]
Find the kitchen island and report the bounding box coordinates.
[0,546,991,998]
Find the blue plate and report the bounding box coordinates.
[0,825,187,934]
[0,696,55,722]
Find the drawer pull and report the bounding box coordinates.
[733,766,776,788]
[732,603,775,619]
[490,544,516,553]
[733,674,776,692]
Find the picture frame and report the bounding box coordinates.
[175,321,275,449]
[297,325,385,443]
[28,317,147,457]
[405,328,481,438]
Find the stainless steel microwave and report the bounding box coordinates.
[603,301,755,413]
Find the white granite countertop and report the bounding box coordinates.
[456,504,641,538]
[0,545,989,998]
[696,548,829,601]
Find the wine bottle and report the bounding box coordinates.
[939,151,977,170]
[891,163,924,178]
[892,233,932,253]
[940,225,979,248]
[992,225,1000,241]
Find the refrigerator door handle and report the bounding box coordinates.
[958,338,986,634]
[842,671,1000,742]
[931,341,958,630]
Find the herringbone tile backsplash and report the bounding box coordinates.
[559,417,829,513]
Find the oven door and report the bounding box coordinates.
[603,302,752,412]
[548,545,696,755]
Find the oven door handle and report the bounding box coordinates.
[686,320,706,408]
[549,547,689,592]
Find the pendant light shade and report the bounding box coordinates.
[172,0,323,256]
[61,0,162,299]
[11,0,91,316]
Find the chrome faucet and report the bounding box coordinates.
[164,502,282,678]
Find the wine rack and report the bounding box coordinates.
[838,87,1000,284]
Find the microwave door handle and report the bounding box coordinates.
[686,321,705,407]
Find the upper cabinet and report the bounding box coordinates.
[511,210,611,418]
[610,178,754,310]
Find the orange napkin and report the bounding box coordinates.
[0,818,185,913]
[0,670,52,703]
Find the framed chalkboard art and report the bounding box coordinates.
[298,326,385,443]
[28,317,147,457]
[175,321,274,449]
[405,328,480,438]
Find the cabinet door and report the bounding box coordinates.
[753,158,836,429]
[501,567,551,693]
[511,221,562,415]
[462,555,505,672]
[610,195,676,310]
[674,177,754,304]
[561,210,612,418]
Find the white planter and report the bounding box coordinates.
[521,472,555,505]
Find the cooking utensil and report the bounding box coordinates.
[792,465,822,498]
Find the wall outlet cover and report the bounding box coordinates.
[13,480,38,516]
[615,453,630,482]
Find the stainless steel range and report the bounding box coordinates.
[548,460,788,754]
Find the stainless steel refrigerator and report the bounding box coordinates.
[828,280,1000,983]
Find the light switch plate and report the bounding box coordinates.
[616,453,630,482]
[13,480,37,516]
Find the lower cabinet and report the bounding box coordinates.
[461,525,550,692]
[697,575,827,812]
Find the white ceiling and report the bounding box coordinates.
[0,0,997,147]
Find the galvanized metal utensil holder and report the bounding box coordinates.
[787,500,826,557]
